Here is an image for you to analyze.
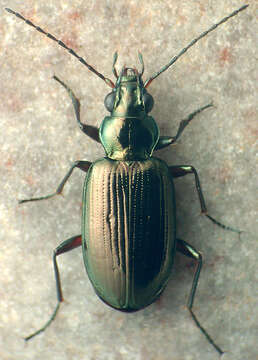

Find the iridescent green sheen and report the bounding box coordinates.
[82,157,176,310]
[6,6,248,352]
[100,73,159,160]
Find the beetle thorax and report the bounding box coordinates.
[99,69,159,161]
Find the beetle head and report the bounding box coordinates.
[104,54,154,117]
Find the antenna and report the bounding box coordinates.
[5,8,115,88]
[144,5,249,88]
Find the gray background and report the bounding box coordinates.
[0,1,257,359]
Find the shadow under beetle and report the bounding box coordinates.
[6,5,248,355]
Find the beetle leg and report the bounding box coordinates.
[169,165,241,233]
[53,75,100,142]
[19,160,92,204]
[154,135,174,150]
[154,103,213,150]
[176,238,224,355]
[170,102,213,143]
[25,235,82,341]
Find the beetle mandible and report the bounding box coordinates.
[6,5,248,355]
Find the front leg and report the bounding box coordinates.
[154,103,213,150]
[53,75,100,143]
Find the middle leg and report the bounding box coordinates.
[19,160,92,203]
[170,165,241,233]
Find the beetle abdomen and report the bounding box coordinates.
[82,157,176,310]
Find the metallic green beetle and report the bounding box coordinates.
[6,5,247,355]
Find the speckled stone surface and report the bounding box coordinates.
[0,1,257,360]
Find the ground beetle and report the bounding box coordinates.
[6,5,248,355]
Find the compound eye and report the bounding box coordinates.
[104,91,116,112]
[143,92,154,113]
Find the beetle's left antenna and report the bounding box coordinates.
[112,51,119,79]
[5,8,115,88]
[144,4,249,87]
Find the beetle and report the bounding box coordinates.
[6,5,248,355]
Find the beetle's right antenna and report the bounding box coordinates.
[5,8,115,88]
[138,52,144,76]
[144,4,249,88]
